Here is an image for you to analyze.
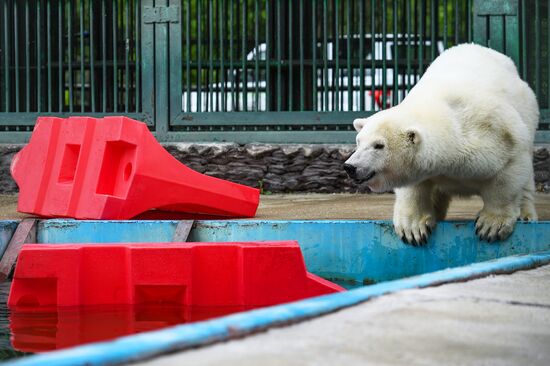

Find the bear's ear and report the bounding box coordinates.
[405,128,421,145]
[353,118,368,132]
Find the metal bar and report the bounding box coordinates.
[101,0,106,112]
[406,0,411,92]
[454,0,460,45]
[535,0,541,99]
[521,0,526,79]
[4,0,10,112]
[185,0,191,112]
[393,0,398,106]
[135,0,140,112]
[14,0,19,112]
[37,0,42,112]
[419,0,424,76]
[168,0,182,130]
[209,0,213,111]
[26,0,30,112]
[288,0,293,111]
[381,0,387,109]
[370,0,376,111]
[125,0,130,112]
[299,0,304,111]
[59,0,64,112]
[359,0,364,110]
[80,0,85,112]
[90,0,95,112]
[467,0,471,42]
[68,0,73,112]
[443,0,448,48]
[113,0,118,112]
[197,0,202,112]
[346,0,351,111]
[323,0,328,111]
[47,0,52,112]
[548,0,550,109]
[312,0,317,111]
[265,0,270,111]
[255,0,260,111]
[220,0,225,111]
[214,0,219,112]
[229,1,234,111]
[277,1,281,111]
[335,0,340,111]
[241,0,247,112]
[430,0,436,61]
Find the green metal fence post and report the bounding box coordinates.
[473,0,519,66]
[141,0,182,139]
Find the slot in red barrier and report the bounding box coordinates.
[8,241,344,307]
[11,116,260,219]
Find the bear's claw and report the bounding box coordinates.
[475,211,515,242]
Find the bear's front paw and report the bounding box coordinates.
[394,214,436,246]
[475,211,516,242]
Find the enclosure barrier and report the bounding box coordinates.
[0,0,548,143]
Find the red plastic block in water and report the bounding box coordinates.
[11,116,260,219]
[8,242,344,307]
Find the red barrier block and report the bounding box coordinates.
[8,241,344,307]
[11,116,260,219]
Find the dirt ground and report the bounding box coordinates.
[1,193,549,220]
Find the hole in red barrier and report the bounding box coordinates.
[134,285,187,305]
[123,162,132,181]
[58,144,81,183]
[96,141,137,197]
[12,278,58,307]
[16,295,40,307]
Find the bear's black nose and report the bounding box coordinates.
[343,163,357,179]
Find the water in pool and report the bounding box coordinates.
[0,281,256,360]
[0,277,364,360]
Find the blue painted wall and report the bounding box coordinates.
[37,220,550,283]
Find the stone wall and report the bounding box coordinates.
[1,143,549,193]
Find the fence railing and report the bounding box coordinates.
[0,0,548,143]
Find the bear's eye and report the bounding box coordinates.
[373,143,385,150]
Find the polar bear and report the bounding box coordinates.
[344,43,538,245]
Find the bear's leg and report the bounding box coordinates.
[519,175,538,221]
[393,182,437,245]
[433,189,451,221]
[476,155,529,242]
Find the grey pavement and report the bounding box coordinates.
[137,264,550,366]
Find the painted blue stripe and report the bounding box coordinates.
[38,220,550,282]
[6,250,550,366]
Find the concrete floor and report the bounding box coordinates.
[138,264,550,366]
[1,193,550,220]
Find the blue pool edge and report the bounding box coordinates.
[5,249,550,366]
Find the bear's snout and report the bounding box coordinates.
[343,163,357,179]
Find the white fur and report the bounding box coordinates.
[346,43,539,244]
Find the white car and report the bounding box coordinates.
[182,34,445,113]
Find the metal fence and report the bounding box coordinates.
[0,0,548,143]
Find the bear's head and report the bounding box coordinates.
[344,110,423,192]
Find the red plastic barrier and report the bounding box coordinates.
[11,116,260,219]
[8,242,344,307]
